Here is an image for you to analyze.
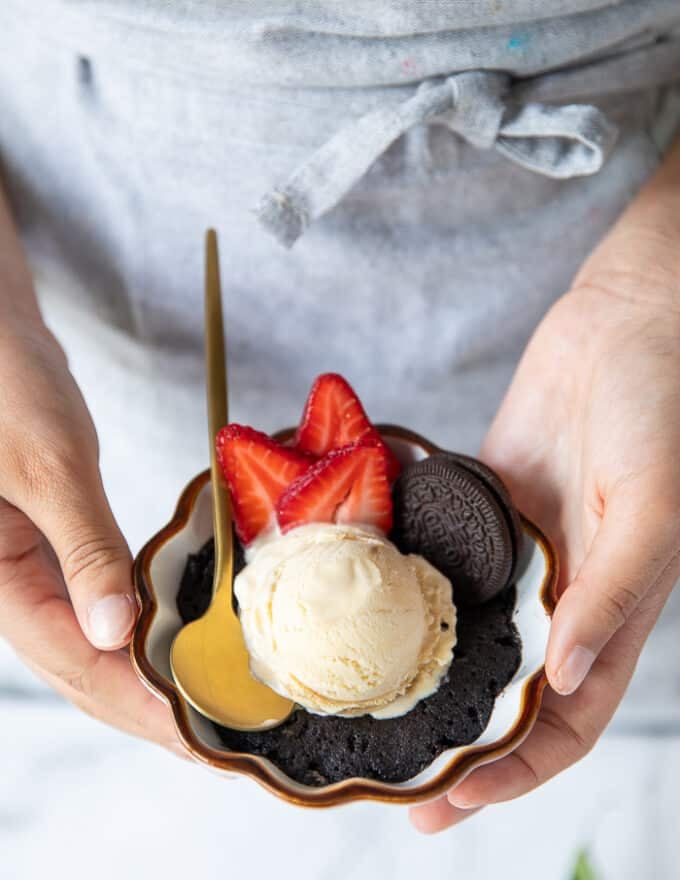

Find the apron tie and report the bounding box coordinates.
[255,70,618,247]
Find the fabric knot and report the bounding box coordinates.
[255,68,619,248]
[432,71,509,149]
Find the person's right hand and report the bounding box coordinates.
[0,319,184,756]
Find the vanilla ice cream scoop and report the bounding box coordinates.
[234,523,456,718]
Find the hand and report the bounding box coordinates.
[410,136,680,832]
[0,320,184,756]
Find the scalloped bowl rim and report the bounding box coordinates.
[131,425,558,808]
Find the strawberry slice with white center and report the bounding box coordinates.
[295,373,402,481]
[277,438,393,535]
[295,373,372,456]
[216,424,312,544]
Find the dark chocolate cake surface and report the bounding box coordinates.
[177,538,521,787]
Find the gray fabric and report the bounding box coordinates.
[495,102,617,174]
[0,0,680,728]
[4,0,680,87]
[0,0,678,428]
[256,70,620,246]
[253,22,680,245]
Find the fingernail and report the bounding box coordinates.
[447,790,483,810]
[87,594,136,648]
[554,646,595,696]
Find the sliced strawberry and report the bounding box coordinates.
[295,373,372,456]
[295,373,402,481]
[216,424,312,544]
[277,439,393,535]
[362,427,402,483]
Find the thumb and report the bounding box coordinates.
[24,456,137,652]
[546,480,679,696]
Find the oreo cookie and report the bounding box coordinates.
[443,453,523,584]
[391,455,516,606]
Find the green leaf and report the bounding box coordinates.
[571,849,598,880]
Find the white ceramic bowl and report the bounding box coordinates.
[131,426,558,808]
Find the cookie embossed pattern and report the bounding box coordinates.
[131,375,558,807]
[393,454,522,606]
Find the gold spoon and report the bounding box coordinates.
[170,230,295,730]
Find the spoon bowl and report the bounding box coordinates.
[170,571,296,730]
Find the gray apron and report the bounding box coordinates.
[1,0,680,757]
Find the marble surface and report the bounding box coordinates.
[1,680,680,880]
[1,287,679,879]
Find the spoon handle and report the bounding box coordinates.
[205,229,234,597]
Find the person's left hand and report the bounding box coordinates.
[410,173,680,832]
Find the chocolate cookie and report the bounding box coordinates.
[437,453,523,584]
[391,457,514,605]
[176,531,245,621]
